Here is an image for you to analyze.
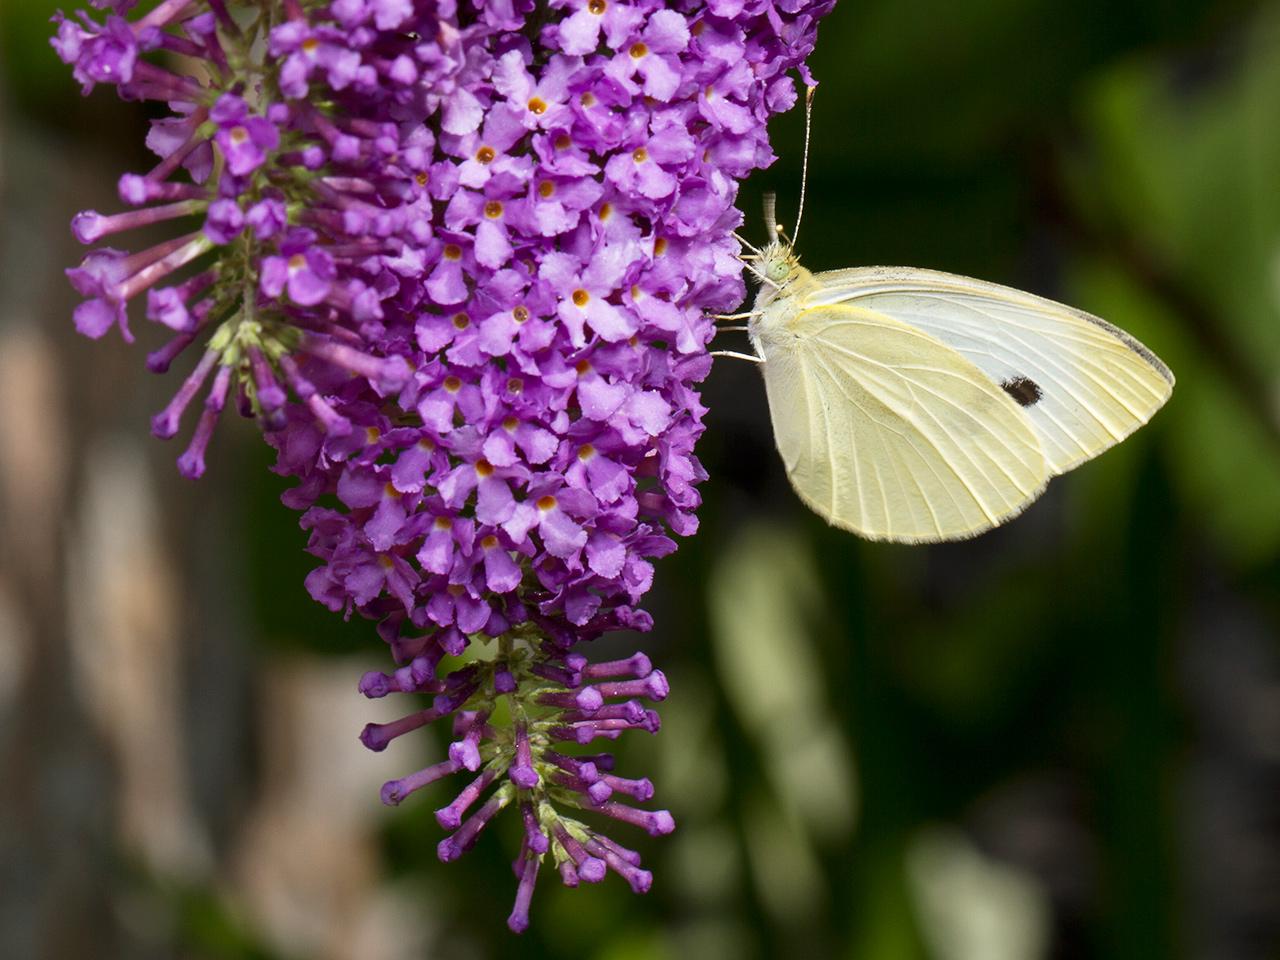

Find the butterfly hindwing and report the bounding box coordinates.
[759,303,1049,542]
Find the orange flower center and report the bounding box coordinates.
[443,375,462,393]
[443,244,462,260]
[572,289,590,307]
[484,200,503,219]
[536,495,557,511]
[527,97,548,115]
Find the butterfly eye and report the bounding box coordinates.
[769,261,789,281]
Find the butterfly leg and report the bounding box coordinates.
[710,349,763,364]
[710,311,759,321]
[731,250,781,291]
[732,231,764,256]
[742,265,782,291]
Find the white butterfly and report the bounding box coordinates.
[719,97,1174,543]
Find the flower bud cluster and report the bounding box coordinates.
[362,642,671,930]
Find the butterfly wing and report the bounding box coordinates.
[803,266,1175,475]
[759,303,1049,542]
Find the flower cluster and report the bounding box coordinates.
[54,0,832,932]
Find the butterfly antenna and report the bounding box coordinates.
[791,85,816,247]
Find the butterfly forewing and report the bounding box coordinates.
[759,303,1050,542]
[802,267,1175,475]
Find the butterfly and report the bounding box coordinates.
[718,94,1174,544]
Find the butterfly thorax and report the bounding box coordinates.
[749,241,819,349]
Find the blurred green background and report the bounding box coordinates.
[2,2,1280,958]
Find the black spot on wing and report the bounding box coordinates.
[1001,376,1042,407]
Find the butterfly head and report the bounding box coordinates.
[757,238,801,287]
[749,191,806,293]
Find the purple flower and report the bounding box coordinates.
[246,197,287,240]
[540,251,636,345]
[203,198,244,245]
[557,0,643,57]
[52,12,138,92]
[260,229,336,306]
[211,95,280,176]
[53,0,834,932]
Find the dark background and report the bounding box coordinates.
[2,2,1279,958]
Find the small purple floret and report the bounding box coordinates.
[578,857,607,884]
